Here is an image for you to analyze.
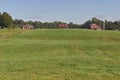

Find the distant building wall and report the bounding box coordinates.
[58,23,69,28]
[90,23,101,30]
[22,24,34,29]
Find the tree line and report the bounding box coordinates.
[15,18,120,30]
[13,19,81,29]
[0,12,120,30]
[81,17,120,30]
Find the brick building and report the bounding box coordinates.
[22,24,34,29]
[58,23,69,28]
[90,23,101,30]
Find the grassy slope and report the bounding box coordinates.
[0,29,120,80]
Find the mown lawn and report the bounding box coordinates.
[0,29,120,80]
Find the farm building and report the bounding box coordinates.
[22,24,34,29]
[90,23,102,30]
[58,23,69,28]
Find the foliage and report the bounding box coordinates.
[0,12,3,28]
[13,19,25,28]
[13,17,81,29]
[92,17,103,26]
[81,20,92,29]
[0,12,120,30]
[1,12,13,29]
[81,17,120,30]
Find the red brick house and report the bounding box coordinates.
[22,24,34,29]
[90,23,101,30]
[58,23,69,28]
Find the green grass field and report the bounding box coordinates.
[0,29,120,80]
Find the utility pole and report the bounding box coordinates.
[103,20,105,30]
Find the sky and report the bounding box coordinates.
[0,0,120,24]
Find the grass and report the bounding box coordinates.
[0,29,120,80]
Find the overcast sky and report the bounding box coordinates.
[0,0,120,24]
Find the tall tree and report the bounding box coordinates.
[92,17,102,26]
[81,20,92,29]
[2,12,13,28]
[0,12,2,28]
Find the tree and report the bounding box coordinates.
[69,22,74,28]
[1,12,13,28]
[118,20,120,31]
[92,17,102,26]
[0,12,2,28]
[32,21,41,29]
[81,20,92,29]
[13,19,25,28]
